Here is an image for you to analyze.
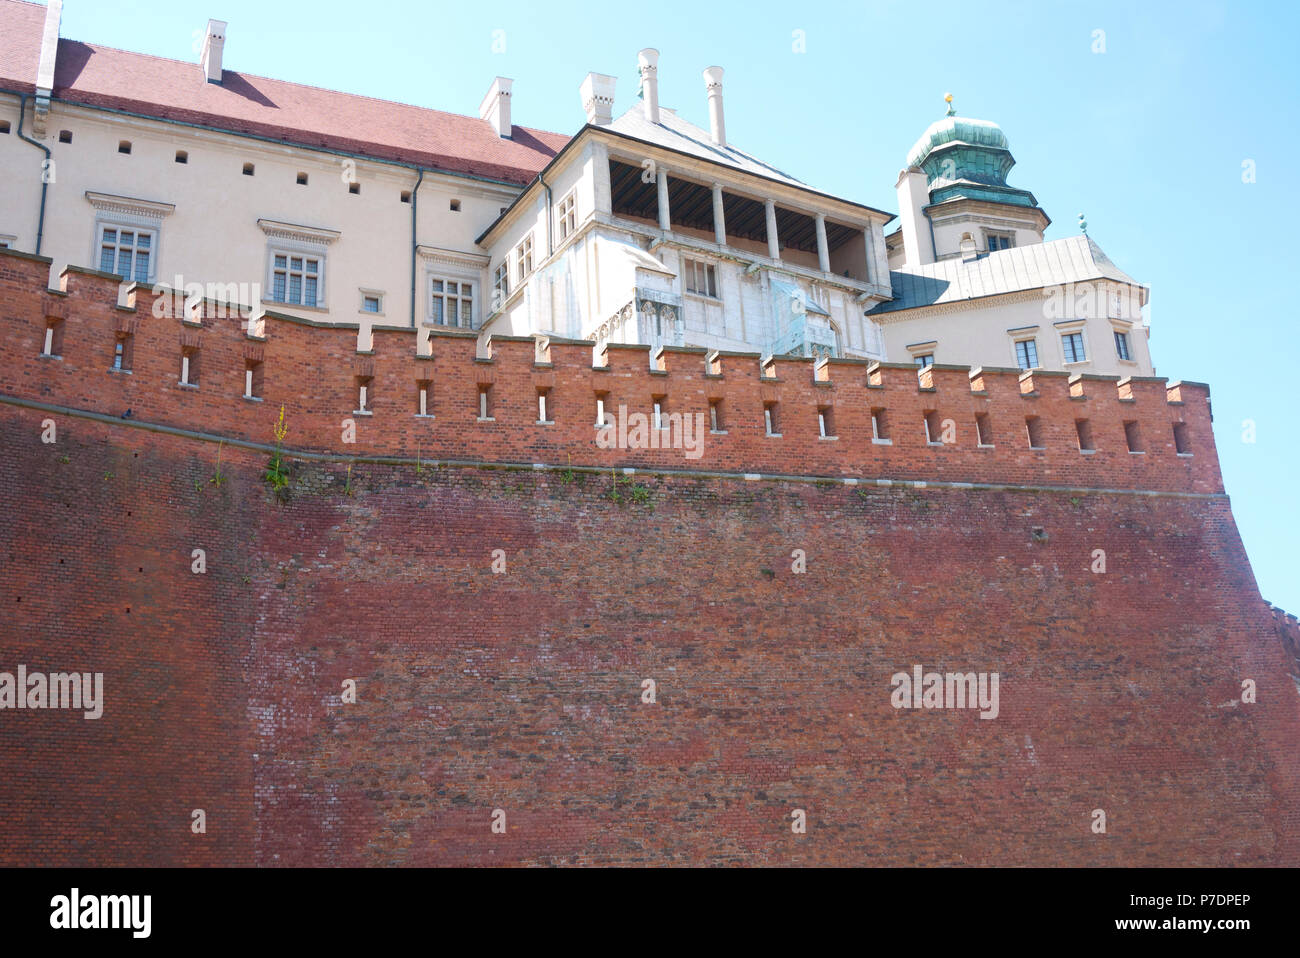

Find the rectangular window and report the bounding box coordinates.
[1124,420,1143,453]
[271,253,321,307]
[1114,330,1131,361]
[557,192,577,240]
[871,407,889,442]
[683,258,719,298]
[430,278,473,328]
[245,360,264,399]
[515,233,534,283]
[1026,416,1045,449]
[818,406,835,439]
[362,294,381,314]
[913,353,934,367]
[709,399,723,432]
[356,376,373,413]
[764,402,780,437]
[1015,338,1039,370]
[478,385,493,421]
[653,398,664,431]
[986,233,1014,252]
[924,410,943,445]
[975,412,993,447]
[180,347,199,386]
[1173,422,1191,455]
[538,388,552,424]
[99,226,153,283]
[493,262,510,304]
[111,333,133,372]
[1062,331,1087,364]
[417,381,431,417]
[42,320,64,357]
[595,394,609,427]
[1076,418,1095,452]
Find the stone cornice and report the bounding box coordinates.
[417,245,490,270]
[257,219,341,247]
[84,191,176,222]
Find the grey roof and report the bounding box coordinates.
[868,235,1145,315]
[605,103,810,190]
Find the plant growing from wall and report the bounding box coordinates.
[605,467,653,508]
[210,441,227,488]
[344,462,355,497]
[264,405,290,494]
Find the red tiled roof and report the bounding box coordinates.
[0,0,568,185]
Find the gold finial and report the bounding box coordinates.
[944,92,955,117]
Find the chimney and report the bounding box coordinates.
[637,48,660,124]
[32,0,62,136]
[580,73,616,125]
[895,167,935,267]
[479,77,513,138]
[200,19,226,84]
[702,66,725,146]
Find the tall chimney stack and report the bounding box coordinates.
[200,19,226,85]
[703,66,725,146]
[637,48,660,124]
[479,77,513,138]
[580,73,616,125]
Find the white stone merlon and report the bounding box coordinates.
[765,199,780,260]
[580,73,616,125]
[199,18,227,85]
[479,77,513,138]
[637,49,660,124]
[703,66,726,147]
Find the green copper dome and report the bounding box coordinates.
[906,115,1009,170]
[905,109,1038,210]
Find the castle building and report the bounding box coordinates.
[0,0,1151,379]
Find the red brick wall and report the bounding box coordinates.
[1,248,1297,866]
[0,249,1220,494]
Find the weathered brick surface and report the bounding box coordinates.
[0,246,1297,866]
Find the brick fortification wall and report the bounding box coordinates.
[0,248,1297,866]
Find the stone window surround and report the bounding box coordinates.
[257,219,340,311]
[85,191,176,285]
[418,245,489,330]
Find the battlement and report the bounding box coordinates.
[0,248,1222,494]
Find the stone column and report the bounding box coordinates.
[765,199,780,260]
[815,213,830,273]
[657,168,671,231]
[712,183,726,246]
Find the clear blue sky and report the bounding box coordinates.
[58,0,1300,610]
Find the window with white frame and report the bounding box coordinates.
[98,226,154,283]
[0,234,14,249]
[1061,331,1087,364]
[257,219,340,311]
[683,258,718,298]
[913,353,934,367]
[87,193,175,286]
[361,291,383,314]
[430,277,474,328]
[1015,338,1039,370]
[271,252,322,307]
[493,261,510,304]
[515,233,534,283]
[1113,329,1132,361]
[557,192,576,240]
